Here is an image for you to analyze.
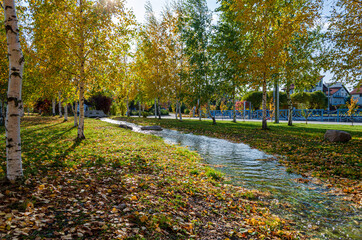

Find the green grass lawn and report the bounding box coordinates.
[116,117,361,198]
[0,117,298,239]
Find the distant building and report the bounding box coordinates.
[324,83,350,106]
[350,86,362,105]
[282,76,350,107]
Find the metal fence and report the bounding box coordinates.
[206,109,362,122]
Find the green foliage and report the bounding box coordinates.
[291,91,327,109]
[243,91,263,110]
[291,92,311,108]
[309,91,327,109]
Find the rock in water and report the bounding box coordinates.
[119,124,133,130]
[324,130,351,143]
[140,125,163,131]
[84,110,108,118]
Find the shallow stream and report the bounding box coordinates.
[102,118,361,239]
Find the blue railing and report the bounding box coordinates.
[206,109,362,122]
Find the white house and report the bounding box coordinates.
[324,83,350,106]
[350,86,362,106]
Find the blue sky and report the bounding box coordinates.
[125,0,341,87]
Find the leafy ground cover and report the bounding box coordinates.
[0,117,299,239]
[115,117,362,206]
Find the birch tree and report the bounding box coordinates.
[230,0,321,130]
[3,0,24,181]
[28,0,134,139]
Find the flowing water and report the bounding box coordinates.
[102,119,361,239]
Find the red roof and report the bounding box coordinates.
[350,86,362,95]
[326,87,341,95]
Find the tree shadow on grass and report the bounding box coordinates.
[22,122,65,135]
[20,126,81,176]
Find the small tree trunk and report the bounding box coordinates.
[158,98,161,120]
[179,101,182,121]
[64,101,68,121]
[232,89,236,123]
[78,80,85,139]
[286,82,293,126]
[5,0,24,181]
[52,98,56,116]
[27,107,29,116]
[58,91,62,117]
[138,101,141,117]
[207,101,216,125]
[126,98,130,117]
[262,78,268,130]
[175,100,178,120]
[154,98,157,118]
[70,102,78,127]
[198,99,201,121]
[274,82,279,123]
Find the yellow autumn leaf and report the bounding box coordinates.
[140,215,148,222]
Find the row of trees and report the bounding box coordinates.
[2,0,361,181]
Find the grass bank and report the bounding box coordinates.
[115,117,362,205]
[0,117,298,239]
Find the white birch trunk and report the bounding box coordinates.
[126,98,130,117]
[287,82,293,126]
[175,101,178,120]
[77,0,85,139]
[154,98,157,118]
[4,0,24,181]
[70,102,78,127]
[262,78,268,130]
[157,98,161,119]
[232,89,236,123]
[198,99,201,121]
[64,101,68,121]
[138,101,141,117]
[78,81,85,139]
[178,101,182,121]
[58,91,62,117]
[52,98,56,116]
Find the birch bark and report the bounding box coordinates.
[58,91,62,117]
[64,100,68,121]
[4,0,24,181]
[262,77,268,130]
[52,98,56,116]
[77,0,85,139]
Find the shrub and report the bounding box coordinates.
[291,92,311,108]
[88,94,113,114]
[309,91,327,109]
[184,109,190,114]
[243,91,263,110]
[160,109,169,115]
[142,112,150,118]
